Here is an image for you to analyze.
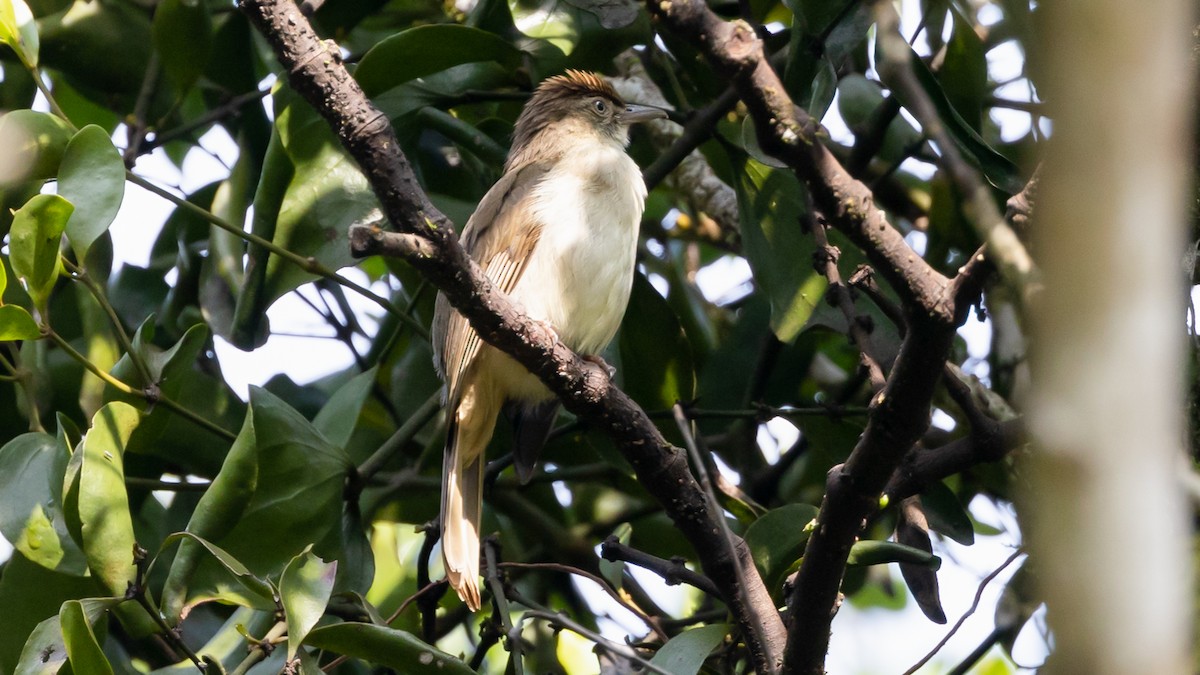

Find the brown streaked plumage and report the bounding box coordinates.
[432,70,665,610]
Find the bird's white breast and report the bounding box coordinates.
[513,141,644,357]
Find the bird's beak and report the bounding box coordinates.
[619,104,668,124]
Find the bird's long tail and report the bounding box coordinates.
[441,395,494,611]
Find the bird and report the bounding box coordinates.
[431,70,666,610]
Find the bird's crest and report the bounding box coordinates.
[535,69,621,102]
[508,70,625,167]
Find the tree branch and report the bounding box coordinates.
[236,1,786,670]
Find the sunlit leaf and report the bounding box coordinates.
[72,403,140,595]
[0,304,40,340]
[280,548,337,659]
[0,433,86,574]
[9,194,72,315]
[59,600,113,675]
[58,126,125,261]
[0,0,39,68]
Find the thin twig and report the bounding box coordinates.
[902,549,1025,675]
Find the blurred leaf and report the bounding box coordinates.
[57,125,125,261]
[617,274,696,410]
[896,499,946,623]
[837,74,924,164]
[744,503,818,593]
[877,37,1022,194]
[0,432,86,573]
[71,402,139,595]
[736,159,827,343]
[648,624,728,674]
[59,600,113,675]
[152,0,212,92]
[231,126,290,350]
[994,557,1036,654]
[919,481,975,546]
[280,548,337,659]
[561,0,637,29]
[0,0,39,67]
[847,539,940,568]
[9,193,72,315]
[938,7,988,131]
[354,25,523,97]
[0,304,41,339]
[303,623,473,675]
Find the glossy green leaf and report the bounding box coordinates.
[14,598,120,675]
[617,273,696,410]
[9,194,72,314]
[0,0,39,67]
[744,503,818,593]
[59,600,113,675]
[280,548,337,659]
[161,406,260,623]
[648,624,728,675]
[0,433,86,574]
[58,125,125,261]
[0,304,40,340]
[355,25,523,96]
[159,532,276,614]
[182,388,349,606]
[736,160,827,343]
[0,110,72,188]
[73,403,140,595]
[303,623,472,675]
[313,367,378,449]
[0,551,100,675]
[847,539,941,568]
[260,92,377,305]
[152,0,212,92]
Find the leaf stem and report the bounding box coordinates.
[27,67,75,129]
[63,259,155,385]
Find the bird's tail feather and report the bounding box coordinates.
[441,413,487,610]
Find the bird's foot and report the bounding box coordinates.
[582,354,617,379]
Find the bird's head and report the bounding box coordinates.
[508,70,665,167]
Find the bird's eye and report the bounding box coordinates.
[593,99,608,114]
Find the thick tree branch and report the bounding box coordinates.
[236,1,785,670]
[641,2,991,673]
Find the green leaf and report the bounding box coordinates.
[919,481,975,546]
[158,532,276,613]
[0,432,86,574]
[847,539,941,568]
[648,624,728,675]
[14,598,120,675]
[736,160,827,343]
[938,8,988,132]
[73,402,140,595]
[0,0,39,67]
[58,125,126,261]
[59,600,113,675]
[9,193,72,315]
[152,0,212,92]
[878,37,1023,194]
[160,406,260,623]
[303,623,473,675]
[617,274,696,410]
[181,388,349,607]
[260,91,377,305]
[0,551,101,675]
[313,367,378,449]
[355,25,523,96]
[0,110,74,187]
[0,304,41,340]
[744,503,818,592]
[280,549,337,659]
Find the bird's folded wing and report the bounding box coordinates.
[434,161,551,401]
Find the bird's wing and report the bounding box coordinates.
[433,161,550,401]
